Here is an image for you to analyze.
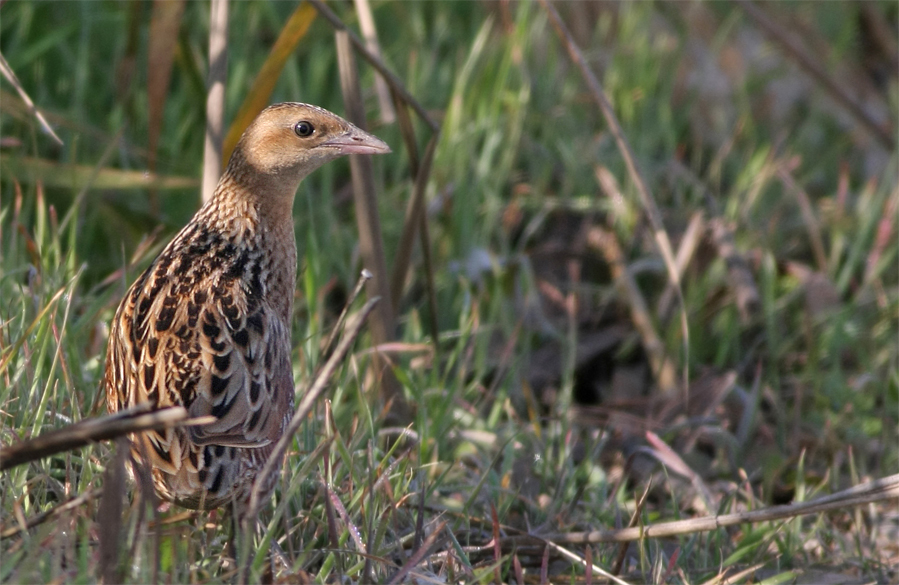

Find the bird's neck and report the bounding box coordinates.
[198,172,299,322]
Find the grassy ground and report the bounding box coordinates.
[1,1,897,583]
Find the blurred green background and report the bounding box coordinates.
[1,1,896,582]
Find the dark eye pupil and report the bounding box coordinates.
[294,121,314,137]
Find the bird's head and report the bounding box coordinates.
[226,102,391,197]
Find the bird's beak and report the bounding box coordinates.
[321,129,391,155]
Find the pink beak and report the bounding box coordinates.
[321,129,391,155]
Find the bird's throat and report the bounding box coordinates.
[199,181,298,324]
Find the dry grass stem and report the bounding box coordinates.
[0,154,197,192]
[0,52,63,145]
[644,431,715,514]
[546,539,633,585]
[611,480,652,576]
[778,164,828,273]
[0,404,202,471]
[543,473,899,545]
[335,30,407,419]
[0,488,103,539]
[657,212,705,321]
[246,297,381,519]
[322,269,372,362]
[98,437,128,585]
[309,0,442,353]
[390,97,441,348]
[735,0,894,149]
[541,0,686,395]
[352,0,395,124]
[699,562,767,585]
[450,473,898,563]
[389,136,437,311]
[587,226,677,394]
[146,0,186,213]
[385,521,446,585]
[336,30,394,323]
[308,0,438,133]
[202,0,229,202]
[665,159,762,323]
[316,0,442,355]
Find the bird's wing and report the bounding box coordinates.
[107,246,293,474]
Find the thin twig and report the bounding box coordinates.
[699,562,767,585]
[337,28,394,328]
[644,431,715,515]
[416,207,441,354]
[391,88,421,173]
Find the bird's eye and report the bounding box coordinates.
[294,121,315,137]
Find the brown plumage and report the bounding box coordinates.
[105,103,389,511]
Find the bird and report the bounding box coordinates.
[105,102,390,513]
